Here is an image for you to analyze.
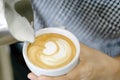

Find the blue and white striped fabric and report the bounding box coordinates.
[30,0,120,57]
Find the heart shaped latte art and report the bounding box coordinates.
[27,33,76,69]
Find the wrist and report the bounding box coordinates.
[115,55,120,61]
[113,58,120,80]
[102,57,120,80]
[115,64,120,80]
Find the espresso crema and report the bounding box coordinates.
[27,33,76,69]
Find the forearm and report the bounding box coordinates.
[114,55,120,80]
[115,55,120,61]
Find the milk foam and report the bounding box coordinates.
[41,39,72,66]
[27,33,76,69]
[43,41,57,55]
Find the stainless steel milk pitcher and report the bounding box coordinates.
[0,0,34,45]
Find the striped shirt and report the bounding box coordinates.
[30,0,120,57]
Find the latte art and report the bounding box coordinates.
[27,33,76,69]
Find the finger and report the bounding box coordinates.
[66,60,93,80]
[66,63,84,80]
[38,75,55,80]
[37,75,69,80]
[53,75,69,80]
[27,72,37,80]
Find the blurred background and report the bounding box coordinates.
[0,0,33,80]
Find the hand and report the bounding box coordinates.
[27,43,120,80]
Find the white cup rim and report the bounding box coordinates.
[23,27,80,75]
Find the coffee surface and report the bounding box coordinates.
[27,33,76,69]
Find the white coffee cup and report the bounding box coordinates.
[23,27,80,76]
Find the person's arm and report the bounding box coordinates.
[115,56,120,80]
[115,56,120,61]
[28,43,120,80]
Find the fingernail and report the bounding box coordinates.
[27,73,36,79]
